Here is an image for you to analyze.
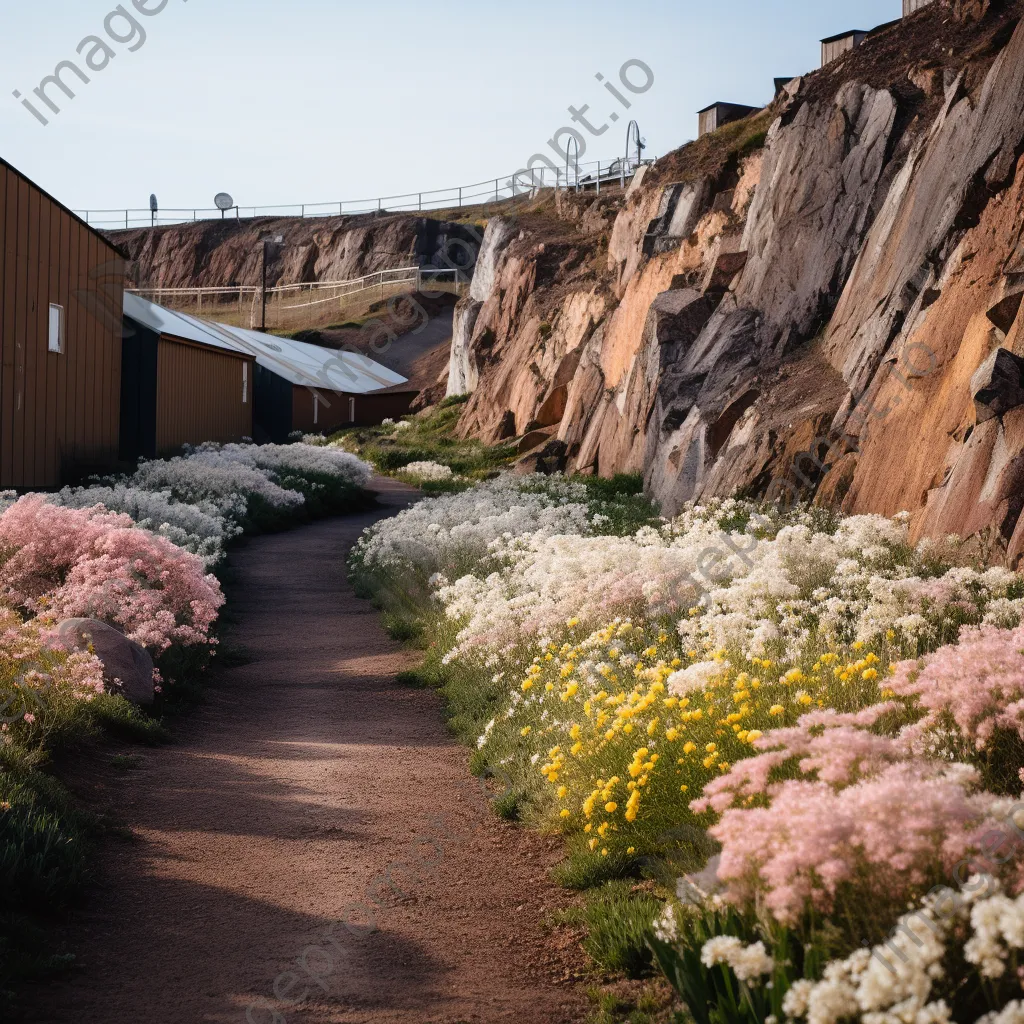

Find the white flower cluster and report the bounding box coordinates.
[353,474,593,578]
[50,443,373,565]
[398,461,455,482]
[50,484,240,566]
[700,935,774,983]
[370,483,1022,667]
[782,877,1024,1024]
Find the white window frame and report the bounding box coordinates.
[48,303,64,354]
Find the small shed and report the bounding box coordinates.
[0,155,125,487]
[203,322,415,442]
[121,294,255,459]
[821,30,868,66]
[903,0,935,14]
[697,102,760,138]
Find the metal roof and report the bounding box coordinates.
[123,293,408,394]
[123,292,246,355]
[820,29,868,43]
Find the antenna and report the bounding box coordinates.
[214,192,235,219]
[625,121,644,170]
[149,193,158,228]
[564,135,581,193]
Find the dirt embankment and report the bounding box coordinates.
[109,214,484,291]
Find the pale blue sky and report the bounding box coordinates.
[0,0,899,217]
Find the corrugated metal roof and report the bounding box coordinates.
[124,292,244,355]
[124,293,409,394]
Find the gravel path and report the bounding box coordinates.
[20,478,589,1024]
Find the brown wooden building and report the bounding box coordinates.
[0,156,125,488]
[121,293,254,458]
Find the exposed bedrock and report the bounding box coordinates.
[444,3,1024,561]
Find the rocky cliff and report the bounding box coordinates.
[446,0,1024,566]
[108,213,483,290]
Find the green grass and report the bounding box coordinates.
[554,881,661,977]
[329,400,518,481]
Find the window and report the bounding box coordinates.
[313,393,319,425]
[48,303,64,354]
[349,397,356,423]
[242,362,248,404]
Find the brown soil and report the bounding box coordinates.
[17,479,591,1024]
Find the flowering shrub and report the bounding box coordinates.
[51,484,239,567]
[397,461,455,482]
[0,496,224,653]
[353,474,596,579]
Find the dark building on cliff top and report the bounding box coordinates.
[697,102,760,138]
[0,156,125,488]
[821,29,868,66]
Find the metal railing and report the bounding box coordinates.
[77,156,654,231]
[127,266,468,332]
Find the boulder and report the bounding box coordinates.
[971,348,1024,422]
[54,619,155,706]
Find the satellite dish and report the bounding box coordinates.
[214,192,234,211]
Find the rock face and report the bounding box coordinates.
[109,214,483,291]
[54,619,156,706]
[439,2,1024,564]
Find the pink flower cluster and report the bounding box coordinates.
[707,760,1001,924]
[0,496,224,652]
[891,624,1024,751]
[694,705,1012,924]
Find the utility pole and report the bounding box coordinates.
[261,240,269,332]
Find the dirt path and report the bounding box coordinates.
[21,479,589,1024]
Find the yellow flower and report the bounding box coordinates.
[520,726,531,736]
[570,741,583,756]
[521,679,534,691]
[557,785,568,799]
[705,742,717,753]
[560,809,570,818]
[604,801,618,813]
[683,741,697,754]
[626,846,636,855]
[665,727,680,742]
[746,730,763,743]
[589,838,599,851]
[769,704,785,716]
[679,784,688,792]
[862,668,879,681]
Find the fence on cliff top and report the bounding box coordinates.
[76,156,654,231]
[127,266,469,333]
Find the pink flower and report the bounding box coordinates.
[891,624,1024,751]
[22,713,35,724]
[0,496,224,653]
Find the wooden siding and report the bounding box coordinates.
[821,32,866,66]
[0,159,123,488]
[903,0,935,14]
[291,384,417,433]
[155,338,253,453]
[698,108,718,138]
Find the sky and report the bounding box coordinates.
[0,0,900,223]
